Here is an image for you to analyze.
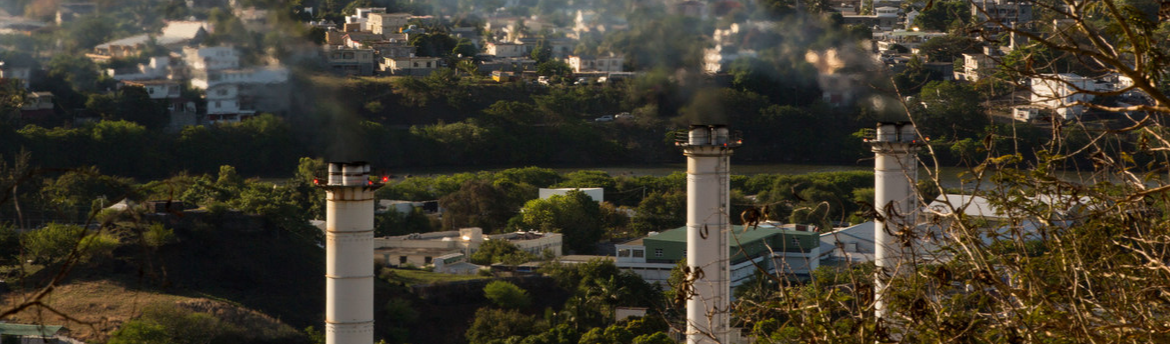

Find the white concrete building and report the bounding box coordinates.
[486,42,528,57]
[344,7,385,31]
[375,228,563,267]
[954,52,995,82]
[381,56,443,76]
[368,12,411,35]
[566,53,624,73]
[107,56,172,81]
[0,62,31,89]
[1031,73,1096,119]
[702,46,757,74]
[183,46,289,124]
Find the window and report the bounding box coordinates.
[217,89,228,96]
[618,249,630,258]
[424,256,432,265]
[331,53,341,59]
[214,101,221,108]
[343,52,354,59]
[633,249,644,258]
[654,248,663,257]
[147,88,154,94]
[413,62,419,67]
[399,256,407,264]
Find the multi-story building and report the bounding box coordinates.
[324,47,375,76]
[614,225,821,286]
[486,42,528,57]
[368,12,412,36]
[107,56,172,81]
[566,53,624,73]
[183,46,289,124]
[56,2,97,24]
[0,61,32,89]
[972,0,1033,31]
[381,56,443,76]
[1031,73,1096,119]
[954,52,996,82]
[374,228,562,267]
[343,7,385,31]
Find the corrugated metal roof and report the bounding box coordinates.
[644,225,819,248]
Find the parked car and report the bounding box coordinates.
[614,112,632,120]
[594,115,614,122]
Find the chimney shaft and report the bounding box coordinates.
[679,125,740,344]
[323,162,380,344]
[867,123,922,319]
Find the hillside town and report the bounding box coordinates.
[0,0,1166,343]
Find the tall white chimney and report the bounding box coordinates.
[866,123,922,319]
[677,125,740,344]
[321,162,382,344]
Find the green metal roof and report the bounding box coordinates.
[0,323,63,337]
[642,225,820,263]
[646,226,818,247]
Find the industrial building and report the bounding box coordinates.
[374,228,563,267]
[614,225,821,286]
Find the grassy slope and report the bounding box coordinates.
[0,213,325,342]
[1,280,187,341]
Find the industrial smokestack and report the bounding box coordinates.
[866,123,923,319]
[677,125,740,344]
[320,161,382,344]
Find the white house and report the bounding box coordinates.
[566,53,624,73]
[183,46,289,124]
[0,61,32,89]
[486,42,528,57]
[381,56,443,76]
[1031,73,1096,119]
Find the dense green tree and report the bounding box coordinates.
[630,191,685,234]
[536,60,572,78]
[453,38,479,58]
[911,1,970,31]
[410,33,461,57]
[109,86,171,130]
[0,224,20,265]
[466,308,545,344]
[631,333,674,344]
[912,80,986,140]
[21,223,118,264]
[107,321,170,344]
[917,35,979,62]
[892,56,939,95]
[375,207,436,237]
[530,40,553,63]
[484,280,532,309]
[440,179,521,232]
[41,167,135,221]
[514,191,602,254]
[470,239,535,265]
